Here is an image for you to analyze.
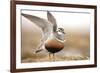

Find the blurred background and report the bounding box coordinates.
[21,11,90,63]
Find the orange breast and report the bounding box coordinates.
[45,38,64,53]
[45,38,64,48]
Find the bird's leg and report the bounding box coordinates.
[49,53,51,61]
[49,54,55,61]
[49,53,55,61]
[53,53,55,61]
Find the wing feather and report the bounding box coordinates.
[47,11,57,32]
[21,13,53,51]
[22,13,53,34]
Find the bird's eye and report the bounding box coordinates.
[59,30,62,32]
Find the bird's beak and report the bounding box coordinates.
[63,31,66,34]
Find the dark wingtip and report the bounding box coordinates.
[47,11,49,13]
[21,13,26,16]
[47,11,51,15]
[21,13,30,18]
[35,49,43,53]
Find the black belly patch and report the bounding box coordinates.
[45,46,63,53]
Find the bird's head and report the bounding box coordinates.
[53,28,66,41]
[57,28,65,34]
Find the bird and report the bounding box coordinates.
[21,11,65,61]
[45,28,65,61]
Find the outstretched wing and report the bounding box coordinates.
[47,11,57,32]
[21,13,53,51]
[22,13,53,34]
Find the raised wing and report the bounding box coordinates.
[47,11,57,32]
[22,13,53,34]
[21,13,53,52]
